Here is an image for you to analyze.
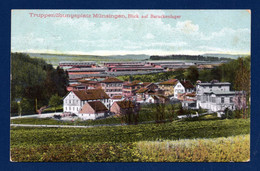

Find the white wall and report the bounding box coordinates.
[78,112,105,120]
[63,92,81,114]
[174,82,185,98]
[197,84,230,95]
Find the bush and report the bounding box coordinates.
[223,108,234,119]
[53,115,61,120]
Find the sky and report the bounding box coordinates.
[11,10,251,56]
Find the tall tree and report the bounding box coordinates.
[234,57,250,118]
[184,66,199,84]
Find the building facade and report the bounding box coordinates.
[101,77,123,98]
[196,82,236,112]
[63,89,110,114]
[174,80,195,98]
[158,79,178,96]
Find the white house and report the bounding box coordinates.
[198,91,236,112]
[174,80,195,98]
[196,82,236,112]
[63,89,111,114]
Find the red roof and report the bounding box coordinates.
[180,80,194,89]
[159,79,178,85]
[73,89,109,100]
[136,87,149,93]
[79,101,108,113]
[116,101,134,109]
[111,95,123,99]
[101,77,123,83]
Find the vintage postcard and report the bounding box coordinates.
[10,10,250,162]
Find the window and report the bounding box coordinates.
[221,97,224,103]
[230,97,233,103]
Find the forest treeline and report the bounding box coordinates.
[11,53,68,115]
[150,55,233,61]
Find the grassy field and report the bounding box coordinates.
[10,119,250,162]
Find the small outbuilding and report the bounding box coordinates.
[79,101,108,120]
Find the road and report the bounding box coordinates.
[10,112,212,129]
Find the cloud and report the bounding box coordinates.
[176,20,199,34]
[144,33,155,39]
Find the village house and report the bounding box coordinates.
[196,81,236,112]
[179,92,197,109]
[63,89,110,114]
[122,80,142,98]
[174,80,195,99]
[101,77,123,98]
[135,83,162,103]
[110,100,134,115]
[78,101,108,120]
[158,79,178,96]
[135,87,156,103]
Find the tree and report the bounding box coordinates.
[178,104,185,116]
[20,98,34,114]
[184,66,199,84]
[169,103,176,121]
[48,94,62,112]
[234,57,250,118]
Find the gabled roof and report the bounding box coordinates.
[79,101,108,113]
[142,82,151,86]
[159,79,178,85]
[144,82,156,88]
[124,80,142,86]
[101,77,123,83]
[111,95,123,99]
[116,101,134,109]
[136,87,149,93]
[180,80,194,89]
[73,89,109,100]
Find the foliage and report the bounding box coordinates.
[136,134,249,162]
[11,53,68,114]
[184,66,199,84]
[223,108,234,119]
[48,94,62,112]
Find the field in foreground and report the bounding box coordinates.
[10,119,250,162]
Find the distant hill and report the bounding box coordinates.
[149,54,233,61]
[106,54,149,60]
[25,53,150,66]
[202,53,248,59]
